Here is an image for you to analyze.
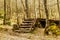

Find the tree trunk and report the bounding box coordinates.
[34,0,36,19]
[43,0,49,32]
[25,0,29,18]
[21,0,25,11]
[6,0,11,25]
[39,0,41,18]
[16,0,19,25]
[44,0,49,28]
[57,0,60,27]
[3,0,6,25]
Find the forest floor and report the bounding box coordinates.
[0,25,60,40]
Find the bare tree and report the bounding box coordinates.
[6,0,11,25]
[3,0,6,25]
[39,0,41,18]
[43,0,49,33]
[21,0,25,11]
[34,0,36,19]
[25,0,29,18]
[15,0,19,25]
[57,0,60,26]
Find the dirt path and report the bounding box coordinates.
[0,26,60,40]
[0,33,30,40]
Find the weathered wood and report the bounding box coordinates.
[13,18,35,33]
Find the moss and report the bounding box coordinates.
[6,22,11,25]
[45,23,60,36]
[0,10,4,19]
[0,10,4,14]
[55,29,60,35]
[0,16,3,19]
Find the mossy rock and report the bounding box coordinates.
[45,23,60,35]
[55,29,60,35]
